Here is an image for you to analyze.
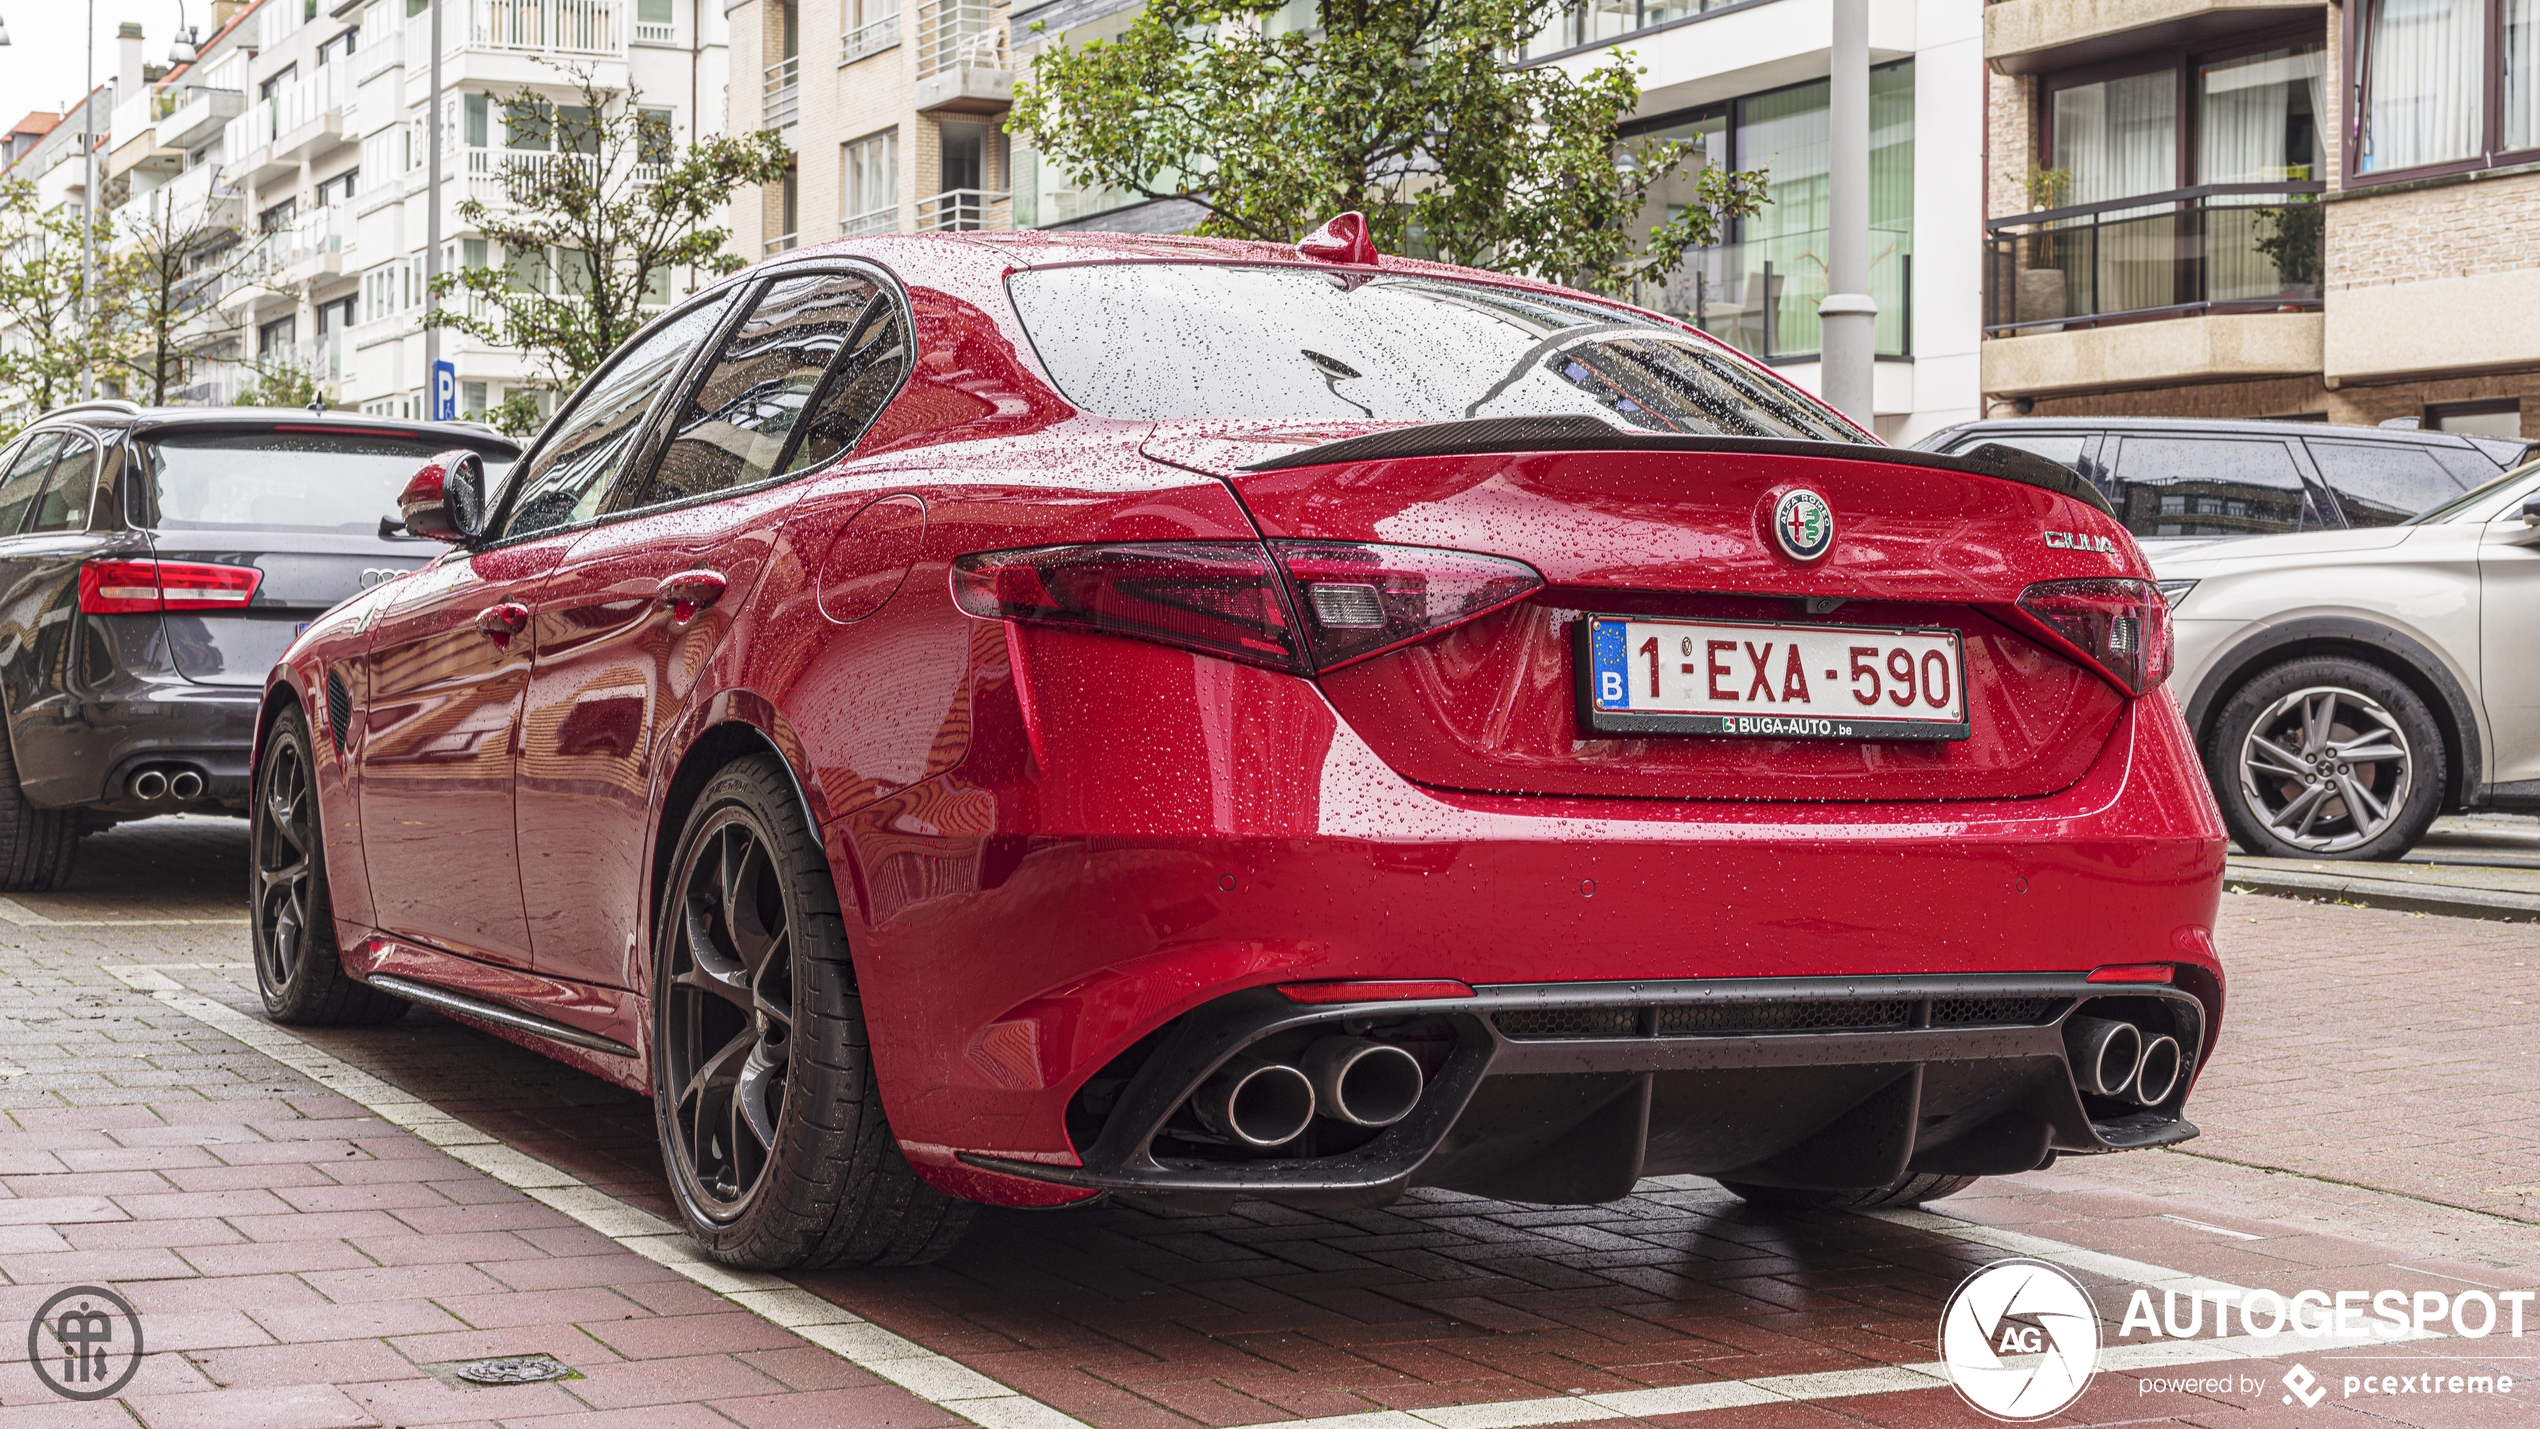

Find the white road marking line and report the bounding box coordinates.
[0,899,248,926]
[2160,1213,2265,1240]
[103,964,1091,1429]
[101,964,2451,1429]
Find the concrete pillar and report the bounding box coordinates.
[1818,0,1877,427]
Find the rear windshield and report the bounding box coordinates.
[1005,264,1864,443]
[137,431,515,534]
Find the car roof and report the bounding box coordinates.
[23,404,523,455]
[1930,414,2517,455]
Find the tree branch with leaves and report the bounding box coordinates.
[106,168,271,406]
[426,64,791,417]
[0,177,126,429]
[1010,0,1769,293]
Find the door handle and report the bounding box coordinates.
[657,569,729,624]
[474,601,530,648]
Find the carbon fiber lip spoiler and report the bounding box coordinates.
[1235,415,2117,517]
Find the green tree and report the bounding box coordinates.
[107,168,270,405]
[428,66,792,394]
[232,361,324,409]
[1009,0,1769,292]
[0,178,126,425]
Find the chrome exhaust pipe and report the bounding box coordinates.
[167,769,204,800]
[1303,1037,1424,1128]
[129,769,167,801]
[2064,1016,2143,1099]
[1191,1057,1316,1148]
[2130,1034,2185,1107]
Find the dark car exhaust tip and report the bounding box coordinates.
[2130,1033,2185,1106]
[129,769,167,801]
[1304,1037,1424,1128]
[2064,1015,2143,1099]
[1192,1057,1317,1148]
[167,769,205,801]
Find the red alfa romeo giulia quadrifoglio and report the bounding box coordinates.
[251,219,2226,1269]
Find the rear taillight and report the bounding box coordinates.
[950,540,1543,674]
[2014,577,2171,696]
[79,559,263,615]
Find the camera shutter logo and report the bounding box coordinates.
[1937,1259,2100,1421]
[27,1284,144,1401]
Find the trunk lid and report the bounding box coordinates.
[1147,422,2145,804]
[143,530,434,686]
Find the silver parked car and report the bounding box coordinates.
[2156,460,2540,859]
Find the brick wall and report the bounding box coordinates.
[2326,171,2540,295]
[1986,69,2037,221]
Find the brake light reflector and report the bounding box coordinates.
[951,540,1545,674]
[951,542,1304,671]
[2014,577,2171,696]
[79,559,263,615]
[1269,541,1543,671]
[2087,963,2176,984]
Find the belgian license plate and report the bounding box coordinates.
[1576,615,1969,741]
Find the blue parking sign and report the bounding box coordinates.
[431,360,457,422]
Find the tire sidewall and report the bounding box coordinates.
[251,707,336,1018]
[2207,656,2446,860]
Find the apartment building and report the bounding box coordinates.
[1981,0,2538,441]
[724,0,1012,253]
[101,0,727,416]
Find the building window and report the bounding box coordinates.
[462,380,488,416]
[2427,399,2522,437]
[843,129,897,235]
[2201,46,2325,184]
[2352,0,2540,178]
[2053,68,2177,205]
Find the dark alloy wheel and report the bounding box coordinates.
[2209,655,2446,861]
[652,755,975,1268]
[251,706,406,1025]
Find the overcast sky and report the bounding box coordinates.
[0,0,198,131]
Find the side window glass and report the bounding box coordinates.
[497,294,735,541]
[0,434,66,537]
[644,272,883,506]
[781,283,911,475]
[28,436,98,533]
[1948,434,2086,470]
[2307,440,2469,527]
[2109,437,2318,538]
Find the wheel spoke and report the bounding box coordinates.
[734,1039,784,1149]
[2334,737,2406,764]
[2267,781,2330,834]
[2336,772,2389,830]
[2245,735,2311,781]
[677,1025,755,1112]
[2301,693,2338,754]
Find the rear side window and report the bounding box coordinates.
[1948,433,2086,470]
[1005,264,1861,442]
[643,271,893,505]
[500,294,735,540]
[28,436,97,533]
[0,433,65,536]
[138,430,516,533]
[2305,440,2468,527]
[2106,436,2322,538]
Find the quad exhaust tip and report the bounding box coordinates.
[2064,1016,2144,1100]
[1304,1037,1425,1128]
[127,766,207,802]
[129,769,167,801]
[167,769,204,800]
[2131,1033,2184,1107]
[1193,1057,1318,1148]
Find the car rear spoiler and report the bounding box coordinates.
[1236,415,2116,517]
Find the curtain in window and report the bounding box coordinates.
[2510,0,2540,150]
[2053,71,2177,205]
[2200,46,2325,184]
[2363,0,2481,171]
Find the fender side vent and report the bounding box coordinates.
[324,669,352,755]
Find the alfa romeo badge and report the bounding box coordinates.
[1773,488,1835,562]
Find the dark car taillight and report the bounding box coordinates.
[950,540,1543,674]
[2014,577,2171,696]
[79,558,264,615]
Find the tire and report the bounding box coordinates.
[0,730,77,892]
[252,706,407,1026]
[652,755,976,1270]
[2208,656,2445,861]
[1719,1173,1980,1211]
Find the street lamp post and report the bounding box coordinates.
[424,0,442,416]
[80,0,95,401]
[1818,0,1877,428]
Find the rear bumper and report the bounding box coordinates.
[963,973,2205,1207]
[13,651,262,811]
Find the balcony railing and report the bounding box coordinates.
[1638,226,1914,362]
[408,0,624,60]
[764,56,800,128]
[286,205,351,266]
[466,147,602,203]
[1983,184,2325,335]
[917,0,1006,76]
[841,13,900,63]
[634,16,673,40]
[840,204,898,236]
[916,187,1005,232]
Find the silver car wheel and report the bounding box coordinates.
[2237,684,2413,854]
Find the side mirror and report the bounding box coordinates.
[397,449,490,543]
